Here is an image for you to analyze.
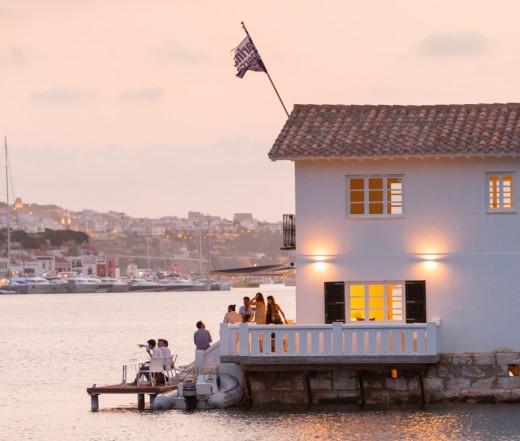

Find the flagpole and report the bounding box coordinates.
[241,22,290,118]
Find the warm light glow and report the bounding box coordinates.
[314,261,327,271]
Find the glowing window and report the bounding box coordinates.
[347,176,403,218]
[487,173,514,212]
[347,282,404,322]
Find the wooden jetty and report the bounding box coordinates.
[87,382,179,411]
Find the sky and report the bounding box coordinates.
[2,0,520,222]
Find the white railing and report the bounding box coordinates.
[219,322,438,358]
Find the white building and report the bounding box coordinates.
[268,103,520,355]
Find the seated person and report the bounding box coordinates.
[223,304,243,324]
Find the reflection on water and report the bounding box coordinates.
[1,287,520,441]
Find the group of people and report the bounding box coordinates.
[134,293,287,375]
[132,338,173,385]
[137,338,172,365]
[223,292,288,325]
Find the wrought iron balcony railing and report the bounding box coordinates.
[281,214,295,250]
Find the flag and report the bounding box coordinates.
[233,36,266,78]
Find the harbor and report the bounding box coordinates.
[3,287,520,441]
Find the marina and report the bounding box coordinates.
[2,287,520,441]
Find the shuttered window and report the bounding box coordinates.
[324,280,426,323]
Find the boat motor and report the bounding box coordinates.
[182,379,197,412]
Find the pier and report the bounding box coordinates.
[87,382,180,411]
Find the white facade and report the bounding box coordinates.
[294,157,520,354]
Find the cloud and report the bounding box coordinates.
[30,86,97,103]
[418,32,493,57]
[0,46,27,64]
[155,40,210,63]
[117,87,165,102]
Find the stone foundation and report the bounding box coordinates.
[247,352,520,406]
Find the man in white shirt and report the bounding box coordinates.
[133,339,163,385]
[140,339,163,359]
[238,296,254,322]
[158,338,172,366]
[223,304,243,324]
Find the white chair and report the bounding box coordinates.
[167,354,178,376]
[149,357,175,386]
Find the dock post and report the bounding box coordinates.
[90,394,99,412]
[303,370,313,407]
[137,393,145,410]
[149,394,156,410]
[358,371,366,408]
[418,368,426,407]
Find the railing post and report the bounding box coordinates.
[219,323,230,356]
[427,322,437,355]
[332,322,343,355]
[239,323,250,356]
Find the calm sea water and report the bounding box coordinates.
[1,285,520,441]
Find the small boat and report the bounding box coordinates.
[126,278,167,292]
[98,277,130,292]
[153,366,244,411]
[10,277,54,294]
[65,277,100,293]
[158,276,195,291]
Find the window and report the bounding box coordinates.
[324,280,426,324]
[346,175,403,217]
[347,282,404,322]
[487,173,514,212]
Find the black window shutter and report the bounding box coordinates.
[324,281,345,323]
[405,280,426,323]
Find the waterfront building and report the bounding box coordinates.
[217,103,520,406]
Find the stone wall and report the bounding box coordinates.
[247,352,520,406]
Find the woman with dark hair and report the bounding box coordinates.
[266,295,287,325]
[250,292,266,324]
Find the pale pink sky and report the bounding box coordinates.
[1,0,519,221]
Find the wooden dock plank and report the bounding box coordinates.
[87,382,178,395]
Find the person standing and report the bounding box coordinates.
[266,295,288,324]
[238,296,254,323]
[194,321,212,350]
[250,292,266,324]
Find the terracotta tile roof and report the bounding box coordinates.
[269,103,520,160]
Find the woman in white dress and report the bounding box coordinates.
[250,292,266,324]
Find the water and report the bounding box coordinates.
[1,286,520,441]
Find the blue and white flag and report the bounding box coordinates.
[234,36,266,78]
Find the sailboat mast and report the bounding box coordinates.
[198,221,203,275]
[4,137,10,280]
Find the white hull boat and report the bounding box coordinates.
[153,368,244,411]
[99,277,130,292]
[11,277,54,294]
[127,278,167,292]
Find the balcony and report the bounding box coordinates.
[220,322,439,365]
[281,214,296,250]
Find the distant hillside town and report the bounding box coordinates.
[0,199,291,279]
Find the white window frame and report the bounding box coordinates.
[346,281,405,323]
[486,172,515,213]
[346,175,404,218]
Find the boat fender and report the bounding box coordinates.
[153,390,178,410]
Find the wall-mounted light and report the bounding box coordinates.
[417,253,443,269]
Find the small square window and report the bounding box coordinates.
[487,173,515,213]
